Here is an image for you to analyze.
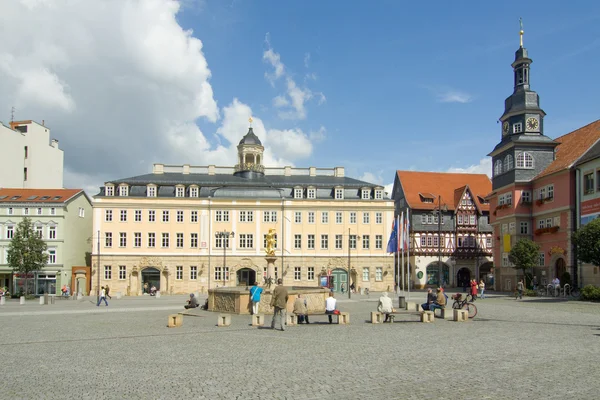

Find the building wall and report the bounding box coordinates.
[576,158,600,286]
[91,197,395,295]
[62,194,93,284]
[0,121,63,189]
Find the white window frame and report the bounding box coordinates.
[295,211,302,223]
[191,211,198,223]
[294,266,301,281]
[120,209,127,222]
[335,212,343,224]
[189,186,199,198]
[307,267,315,281]
[162,233,169,248]
[321,211,329,224]
[375,212,382,224]
[190,266,198,280]
[335,188,344,200]
[308,211,315,224]
[134,232,141,248]
[147,186,156,197]
[361,189,370,200]
[375,190,383,200]
[239,234,254,249]
[190,233,198,248]
[363,212,370,224]
[307,188,316,199]
[48,226,57,240]
[105,232,112,247]
[105,209,113,222]
[375,235,383,249]
[335,234,343,249]
[104,265,112,279]
[148,210,156,222]
[362,267,369,282]
[362,235,370,249]
[307,234,315,249]
[176,266,183,280]
[375,267,383,282]
[320,234,328,250]
[148,233,156,248]
[105,186,114,196]
[513,122,523,133]
[519,222,529,235]
[119,232,127,247]
[119,186,128,197]
[175,186,185,198]
[176,233,184,248]
[294,188,303,199]
[162,210,169,223]
[294,234,302,249]
[119,266,126,280]
[48,249,57,264]
[350,212,357,224]
[176,210,184,223]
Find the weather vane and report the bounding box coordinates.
[519,17,524,47]
[248,117,253,127]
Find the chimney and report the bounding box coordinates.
[50,139,59,148]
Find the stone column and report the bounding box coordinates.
[265,257,277,284]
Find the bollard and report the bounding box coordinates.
[39,296,45,305]
[20,296,25,305]
[50,296,55,305]
[116,292,122,299]
[252,314,265,327]
[0,296,5,305]
[77,293,83,300]
[43,293,49,305]
[398,296,406,309]
[156,291,161,298]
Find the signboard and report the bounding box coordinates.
[320,276,329,287]
[327,269,332,276]
[581,198,600,226]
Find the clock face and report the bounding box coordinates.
[526,117,539,131]
[502,121,509,135]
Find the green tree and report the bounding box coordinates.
[7,217,47,295]
[508,238,540,287]
[573,218,600,267]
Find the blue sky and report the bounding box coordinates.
[184,0,600,182]
[1,1,599,193]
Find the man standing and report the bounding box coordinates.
[325,292,337,324]
[97,286,108,307]
[249,282,263,315]
[270,279,288,331]
[516,279,525,300]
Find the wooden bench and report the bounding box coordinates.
[371,310,428,323]
[290,312,350,325]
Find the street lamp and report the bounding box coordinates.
[347,228,361,299]
[215,231,234,286]
[434,196,448,287]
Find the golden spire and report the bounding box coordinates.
[519,17,524,47]
[248,117,253,127]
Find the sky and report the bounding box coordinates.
[1,0,599,196]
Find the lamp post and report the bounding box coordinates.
[435,196,448,287]
[97,230,100,302]
[215,231,234,287]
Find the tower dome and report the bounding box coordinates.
[234,120,265,178]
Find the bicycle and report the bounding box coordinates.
[563,284,580,298]
[451,293,477,318]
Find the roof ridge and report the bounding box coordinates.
[554,119,600,142]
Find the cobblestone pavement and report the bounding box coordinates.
[1,291,599,399]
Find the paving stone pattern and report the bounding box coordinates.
[1,292,599,399]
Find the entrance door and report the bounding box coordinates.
[555,258,566,283]
[141,268,160,293]
[331,269,347,292]
[456,268,471,290]
[237,268,256,286]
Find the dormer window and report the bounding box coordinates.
[294,188,303,199]
[375,190,383,200]
[175,186,185,198]
[361,189,370,200]
[513,123,523,134]
[147,185,156,198]
[335,188,344,200]
[419,193,434,203]
[307,188,316,199]
[189,186,199,198]
[118,185,128,197]
[105,186,114,196]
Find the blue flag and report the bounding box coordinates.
[386,218,398,254]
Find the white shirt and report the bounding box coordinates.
[325,297,337,311]
[100,289,106,298]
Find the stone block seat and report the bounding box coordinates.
[420,311,435,323]
[296,311,350,324]
[167,314,183,328]
[217,314,232,327]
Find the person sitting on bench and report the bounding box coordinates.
[293,294,309,324]
[377,292,394,322]
[184,293,199,309]
[421,288,436,311]
[325,292,337,323]
[429,288,446,314]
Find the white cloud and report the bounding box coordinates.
[0,1,324,194]
[309,126,326,142]
[446,157,492,177]
[359,171,393,199]
[262,34,324,120]
[436,89,473,104]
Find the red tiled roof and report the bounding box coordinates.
[396,171,492,211]
[536,119,600,179]
[0,188,82,203]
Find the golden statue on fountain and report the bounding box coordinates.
[265,228,277,256]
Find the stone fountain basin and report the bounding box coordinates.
[208,286,330,315]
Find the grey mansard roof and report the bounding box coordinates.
[239,127,262,146]
[489,132,558,155]
[96,172,385,200]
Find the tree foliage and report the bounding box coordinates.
[508,238,540,273]
[7,217,48,295]
[572,218,600,267]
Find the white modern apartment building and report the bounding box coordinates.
[0,120,64,189]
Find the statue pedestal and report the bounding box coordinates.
[265,256,277,283]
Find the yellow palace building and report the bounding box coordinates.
[92,125,394,296]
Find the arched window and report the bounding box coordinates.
[524,152,534,169]
[516,153,524,168]
[494,160,503,176]
[503,155,513,171]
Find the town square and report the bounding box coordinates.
[1,0,600,398]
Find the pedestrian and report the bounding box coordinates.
[105,284,112,299]
[143,282,149,294]
[470,279,478,301]
[270,279,288,331]
[429,288,446,314]
[293,294,309,324]
[533,275,538,291]
[341,283,345,294]
[516,279,524,300]
[479,279,486,299]
[249,282,263,315]
[97,286,108,306]
[325,292,337,324]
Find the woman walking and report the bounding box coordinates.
[479,279,485,299]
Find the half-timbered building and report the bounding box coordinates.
[391,171,493,289]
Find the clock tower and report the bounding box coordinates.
[488,20,558,190]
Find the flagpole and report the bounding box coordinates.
[406,207,410,301]
[399,213,403,295]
